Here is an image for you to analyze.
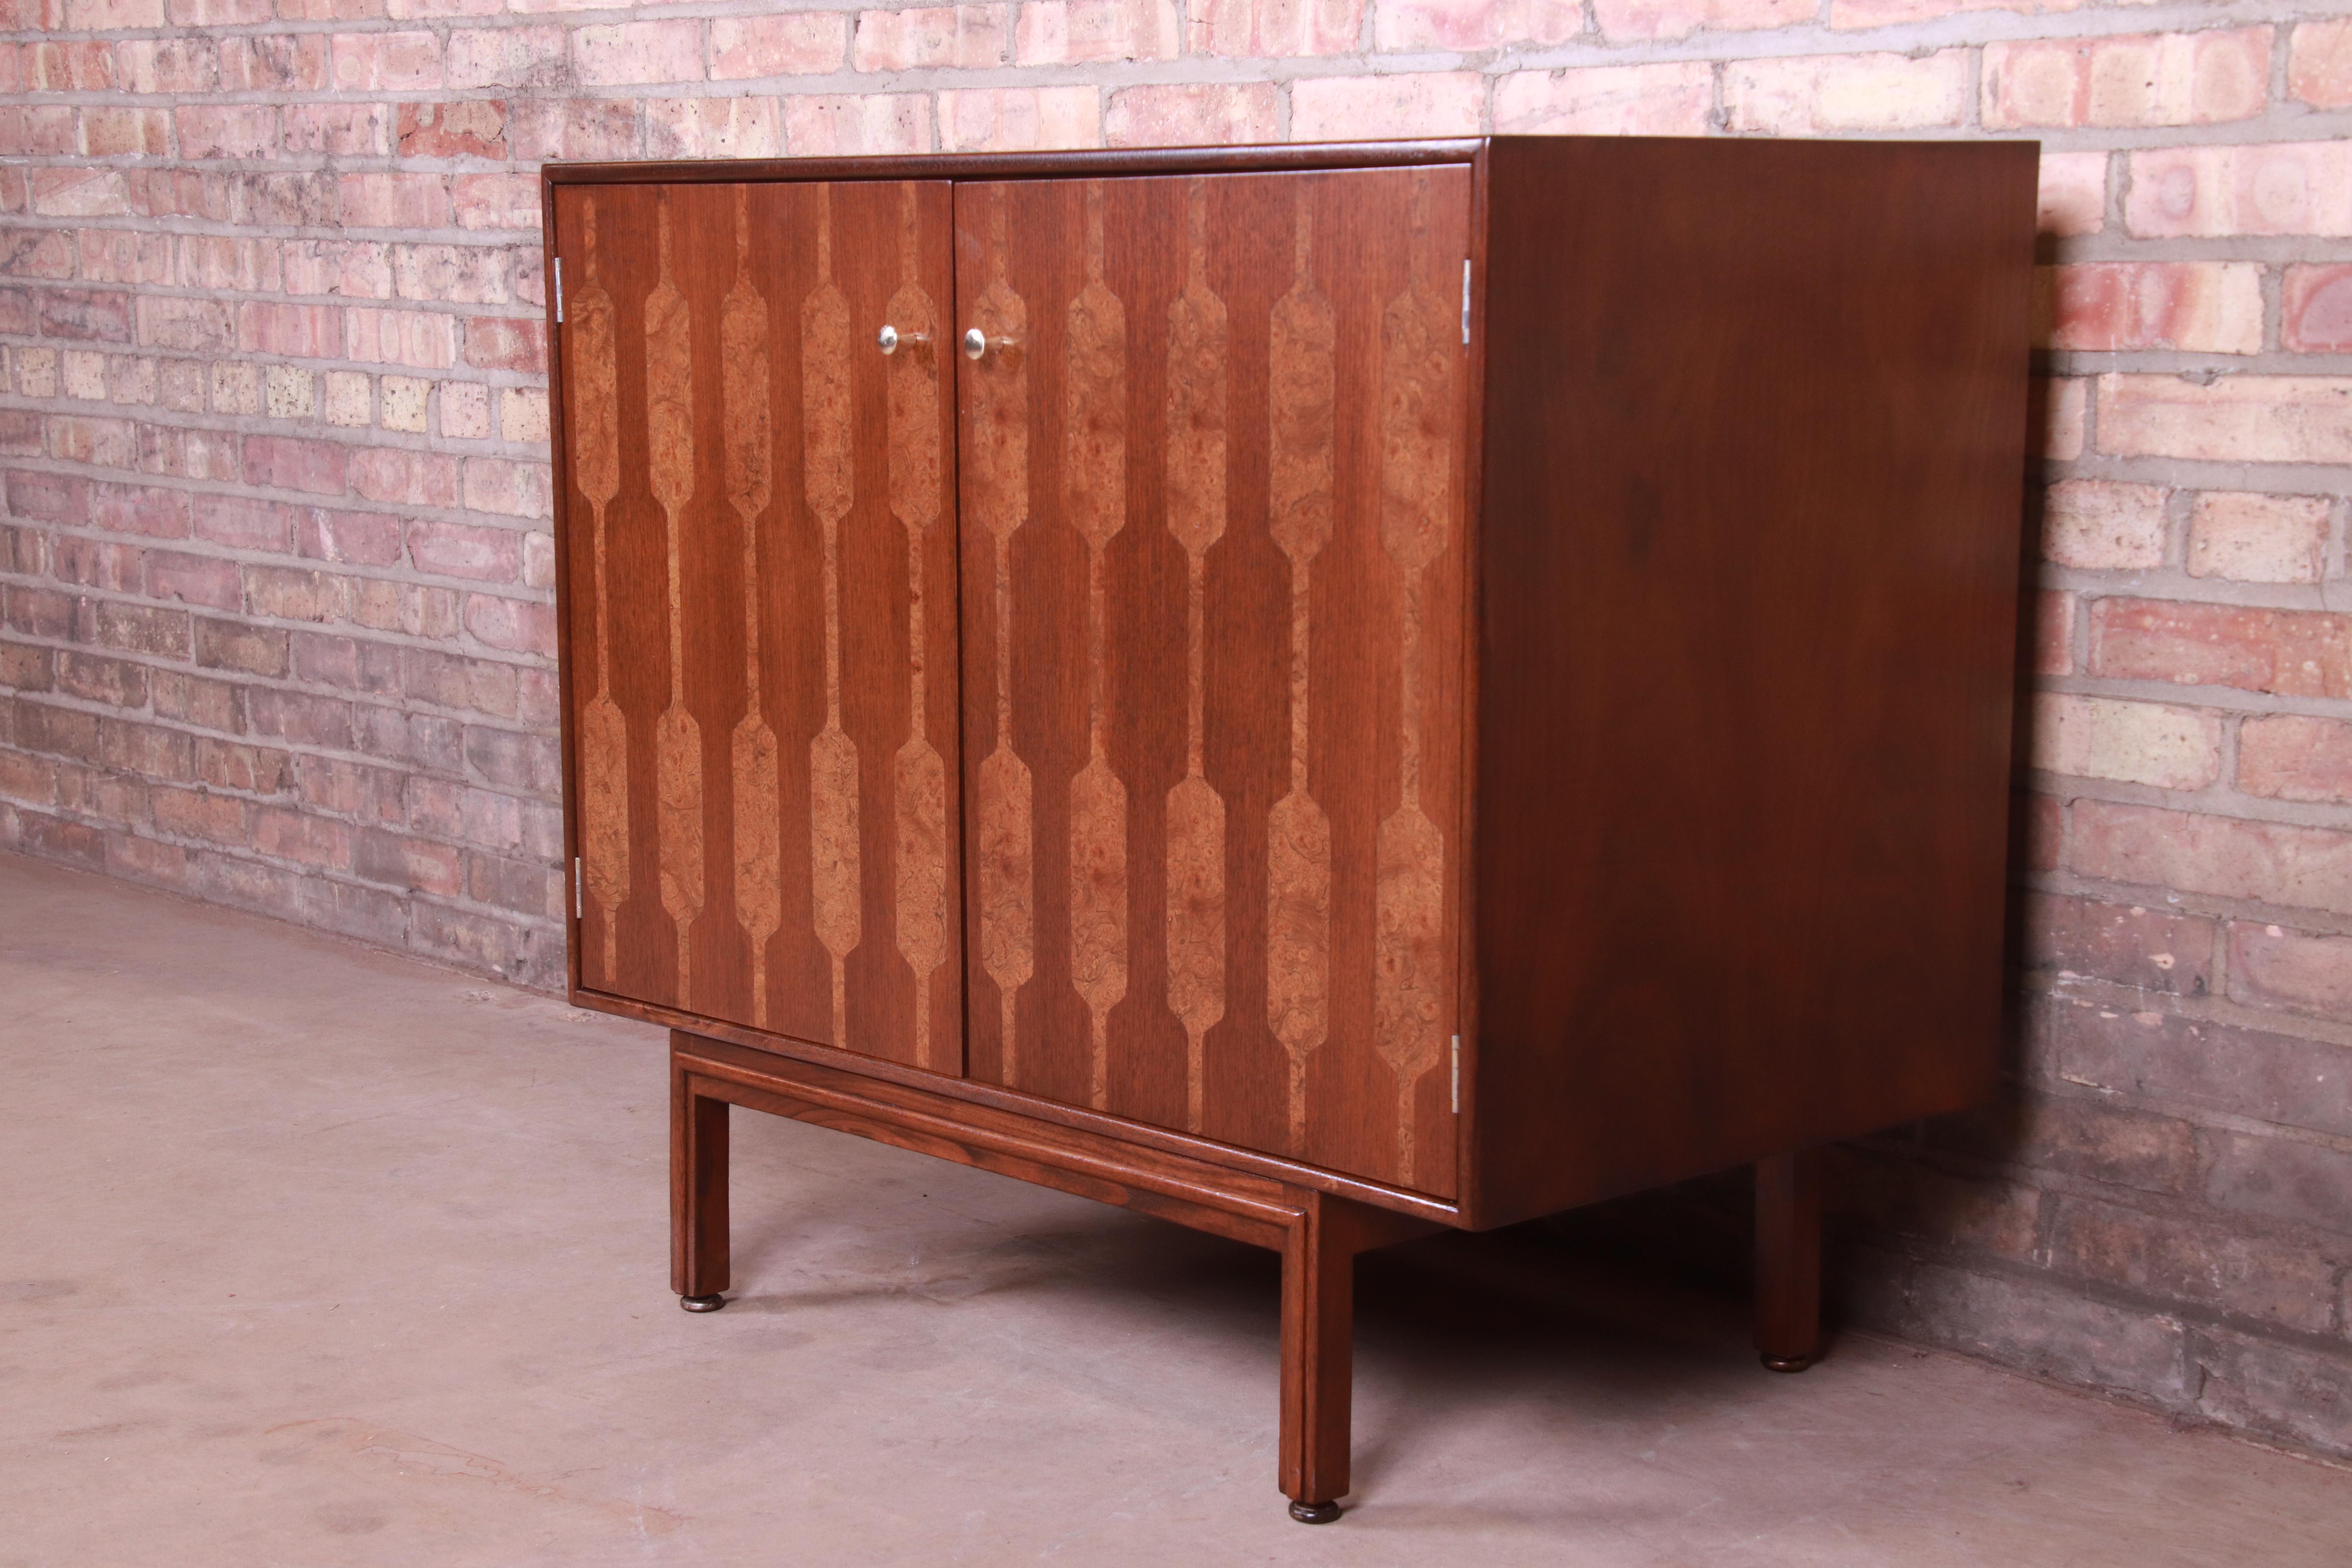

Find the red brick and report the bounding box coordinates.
[0,642,53,691]
[32,169,129,220]
[1104,83,1279,147]
[238,301,341,359]
[27,39,113,89]
[2282,265,2352,354]
[74,231,168,289]
[395,101,507,162]
[1289,73,1483,141]
[359,705,465,775]
[145,550,241,610]
[171,0,272,20]
[2023,893,2214,997]
[252,805,353,869]
[463,593,555,656]
[2041,480,2166,570]
[50,415,139,470]
[8,470,91,526]
[460,459,552,520]
[573,20,703,87]
[140,427,241,486]
[2045,1192,2340,1335]
[2044,263,2261,355]
[1377,0,1577,49]
[243,564,347,623]
[710,13,844,77]
[194,738,290,794]
[2186,492,2329,585]
[1016,0,1179,64]
[2126,143,2352,239]
[852,5,1005,70]
[2226,920,2352,1024]
[450,173,540,232]
[339,172,451,230]
[101,719,192,782]
[505,99,640,163]
[152,784,251,845]
[2288,16,2352,109]
[218,34,328,92]
[281,240,394,299]
[407,518,521,583]
[283,103,390,158]
[2042,996,2352,1142]
[345,307,456,370]
[295,755,406,822]
[2033,589,2073,677]
[2070,800,2352,917]
[1494,63,1712,135]
[1830,1148,2040,1262]
[2202,1133,2352,1236]
[236,172,339,228]
[643,98,784,161]
[55,651,147,708]
[461,316,546,374]
[248,688,355,749]
[2090,598,2352,699]
[174,104,278,160]
[194,616,289,676]
[355,826,463,895]
[152,669,244,732]
[1983,30,2271,130]
[84,107,171,158]
[115,38,218,94]
[38,288,133,344]
[2029,693,2221,790]
[784,96,930,157]
[105,832,190,890]
[0,750,57,806]
[243,435,348,498]
[2096,375,2352,465]
[2239,715,2352,806]
[348,448,459,508]
[462,724,558,793]
[468,849,559,918]
[445,25,566,90]
[1594,0,1804,42]
[0,106,76,158]
[5,584,75,639]
[401,647,518,717]
[290,630,399,694]
[298,507,405,566]
[330,29,443,91]
[52,536,141,594]
[391,243,517,306]
[1724,51,1970,134]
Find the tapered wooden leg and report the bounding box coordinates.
[1279,1192,1356,1523]
[1755,1147,1823,1372]
[671,1036,730,1312]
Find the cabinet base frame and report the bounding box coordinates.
[669,1029,1828,1517]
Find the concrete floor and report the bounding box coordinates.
[2,852,2346,1566]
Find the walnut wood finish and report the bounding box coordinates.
[1468,137,2036,1227]
[670,1029,1436,1513]
[1755,1147,1824,1371]
[955,167,1470,1198]
[552,180,962,1069]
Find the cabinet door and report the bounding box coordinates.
[554,180,962,1072]
[956,167,1471,1194]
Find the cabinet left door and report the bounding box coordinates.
[552,180,964,1073]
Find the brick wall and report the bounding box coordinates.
[2,0,2348,1458]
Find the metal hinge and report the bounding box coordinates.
[574,855,583,918]
[553,257,564,324]
[1451,1034,1461,1113]
[1460,260,1471,347]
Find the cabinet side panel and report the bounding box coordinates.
[1471,138,2036,1226]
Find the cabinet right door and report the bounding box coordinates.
[956,166,1472,1196]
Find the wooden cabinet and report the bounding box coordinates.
[545,138,2037,1522]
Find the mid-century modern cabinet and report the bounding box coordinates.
[543,137,2036,1522]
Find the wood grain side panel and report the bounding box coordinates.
[957,167,1470,1196]
[552,180,961,1070]
[1470,138,2036,1226]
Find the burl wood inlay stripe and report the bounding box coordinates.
[647,196,704,1007]
[1066,183,1131,1112]
[805,189,863,1048]
[571,199,628,987]
[1266,203,1336,1156]
[1165,180,1230,1135]
[886,184,951,1072]
[973,186,1036,1082]
[723,188,781,1029]
[1373,174,1456,1189]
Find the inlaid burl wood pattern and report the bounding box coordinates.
[956,168,1470,1195]
[554,180,962,1069]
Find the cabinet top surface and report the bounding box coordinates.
[542,139,1487,187]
